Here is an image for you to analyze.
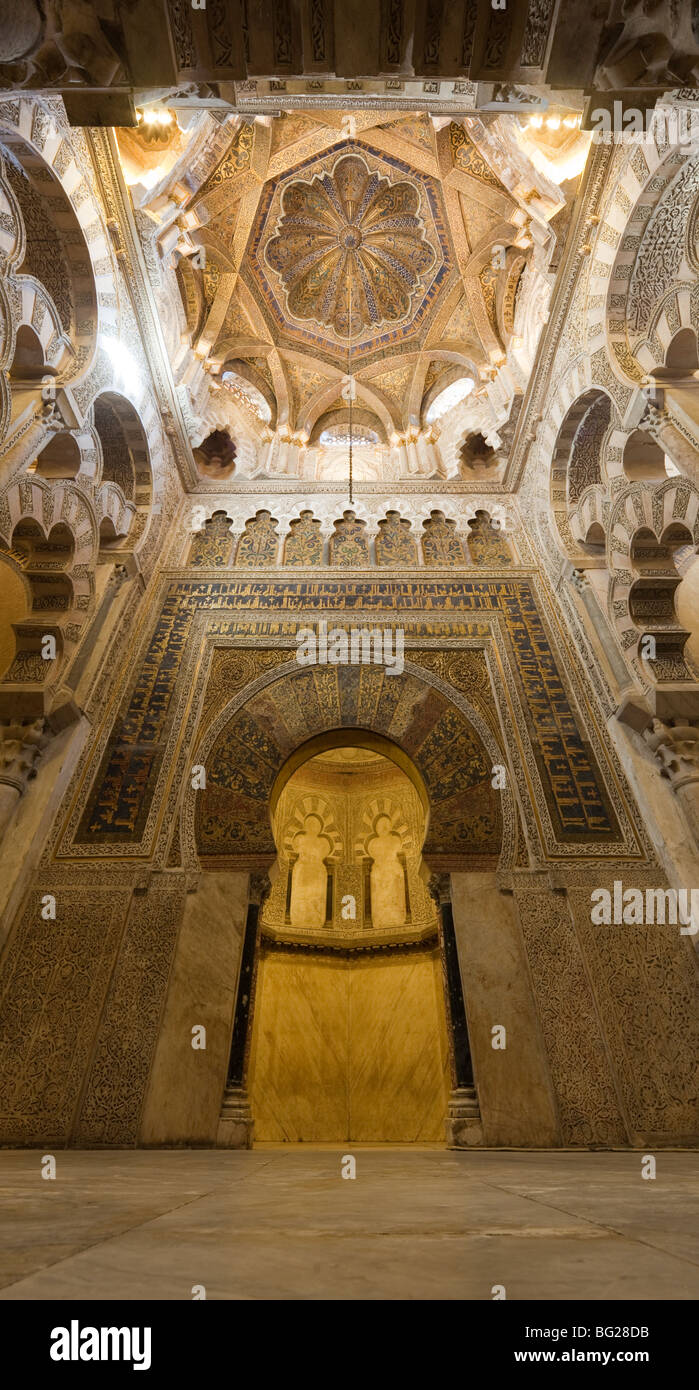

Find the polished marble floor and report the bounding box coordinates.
[0,1148,696,1300]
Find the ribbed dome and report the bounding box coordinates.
[265,153,436,339]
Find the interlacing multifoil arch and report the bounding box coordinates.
[592,127,699,693]
[524,126,699,706]
[280,792,343,866]
[587,130,699,467]
[0,100,105,450]
[0,386,160,690]
[0,98,170,504]
[89,391,153,552]
[541,372,699,697]
[603,142,699,384]
[528,133,692,454]
[529,360,621,576]
[605,476,699,690]
[0,100,180,723]
[0,473,96,696]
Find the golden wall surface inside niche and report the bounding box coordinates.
[249,746,450,1142]
[249,944,450,1143]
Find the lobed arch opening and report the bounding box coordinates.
[628,521,695,677]
[459,431,498,476]
[649,326,699,440]
[33,431,81,480]
[622,429,671,483]
[581,520,606,555]
[193,428,237,481]
[9,324,49,383]
[187,510,234,567]
[0,128,98,376]
[550,387,614,559]
[0,517,75,689]
[93,391,153,508]
[98,516,128,552]
[221,360,275,428]
[665,327,699,374]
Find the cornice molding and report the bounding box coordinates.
[185,477,506,495]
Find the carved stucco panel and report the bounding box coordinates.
[0,887,130,1144]
[570,888,699,1142]
[516,890,628,1147]
[73,881,186,1146]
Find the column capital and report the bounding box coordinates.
[570,566,591,594]
[427,871,451,906]
[248,871,272,908]
[0,717,45,794]
[643,717,699,791]
[639,400,670,437]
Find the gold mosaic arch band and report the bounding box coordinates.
[268,726,431,822]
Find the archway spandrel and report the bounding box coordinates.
[66,576,637,865]
[194,663,502,870]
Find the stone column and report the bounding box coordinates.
[217,871,271,1149]
[319,524,334,565]
[364,524,379,565]
[392,441,408,477]
[405,438,421,476]
[429,873,482,1147]
[263,435,276,474]
[641,398,699,488]
[643,718,699,851]
[0,718,45,839]
[568,565,638,695]
[416,432,436,476]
